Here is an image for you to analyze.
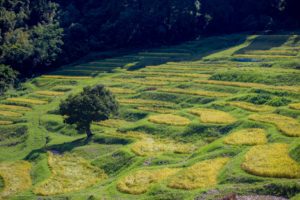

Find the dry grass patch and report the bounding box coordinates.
[0,120,13,125]
[95,119,129,128]
[228,101,274,112]
[137,106,174,114]
[159,88,230,97]
[196,80,300,93]
[131,138,194,156]
[224,128,267,145]
[108,87,136,94]
[249,114,300,137]
[242,143,300,178]
[118,99,174,107]
[34,152,107,195]
[189,108,237,124]
[6,98,47,105]
[148,114,191,126]
[0,110,22,117]
[35,91,65,96]
[117,168,179,194]
[41,75,91,79]
[0,161,32,199]
[289,103,300,110]
[0,104,31,111]
[168,158,229,190]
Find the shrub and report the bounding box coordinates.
[223,128,267,145]
[148,114,191,126]
[168,158,229,190]
[242,144,300,178]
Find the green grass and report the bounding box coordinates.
[1,33,300,200]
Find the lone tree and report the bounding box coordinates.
[59,85,119,137]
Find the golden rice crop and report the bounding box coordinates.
[41,75,91,79]
[0,161,32,199]
[223,128,267,145]
[289,103,300,110]
[234,54,295,59]
[113,78,169,86]
[249,114,300,137]
[0,104,31,111]
[168,158,229,190]
[118,99,174,107]
[137,106,174,114]
[35,91,65,96]
[108,87,136,94]
[195,80,300,93]
[127,71,210,78]
[96,119,129,128]
[34,152,107,195]
[131,138,194,156]
[0,120,13,125]
[228,101,274,112]
[146,77,190,82]
[148,114,191,126]
[189,108,237,124]
[245,50,298,56]
[159,88,231,97]
[117,168,179,194]
[0,110,22,117]
[6,98,47,105]
[242,143,300,178]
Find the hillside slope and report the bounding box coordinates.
[0,33,300,200]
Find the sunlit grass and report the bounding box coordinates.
[249,114,300,137]
[0,110,22,117]
[242,143,300,178]
[289,103,300,110]
[117,168,179,194]
[228,101,274,112]
[159,88,230,97]
[6,98,48,105]
[35,91,65,96]
[0,161,32,199]
[34,152,107,195]
[223,128,267,145]
[168,158,229,190]
[148,114,191,126]
[189,108,236,124]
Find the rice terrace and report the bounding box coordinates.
[1,1,300,199]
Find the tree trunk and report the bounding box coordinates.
[86,126,93,138]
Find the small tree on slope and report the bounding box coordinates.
[59,85,119,137]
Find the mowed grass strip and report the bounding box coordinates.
[223,128,267,145]
[0,120,13,125]
[6,98,48,105]
[34,152,107,195]
[0,104,31,111]
[148,114,191,126]
[35,91,65,96]
[117,168,179,194]
[131,138,194,156]
[196,80,300,93]
[118,99,174,107]
[289,103,300,110]
[159,88,231,97]
[168,158,229,190]
[228,101,274,112]
[108,87,136,94]
[189,108,237,124]
[0,110,22,117]
[242,143,300,178]
[41,75,91,79]
[0,161,32,199]
[249,114,300,137]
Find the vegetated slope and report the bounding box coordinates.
[0,33,300,200]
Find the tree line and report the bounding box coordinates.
[1,0,300,94]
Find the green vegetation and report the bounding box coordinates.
[0,33,300,200]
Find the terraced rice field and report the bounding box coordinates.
[1,33,300,199]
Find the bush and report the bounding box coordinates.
[0,65,18,95]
